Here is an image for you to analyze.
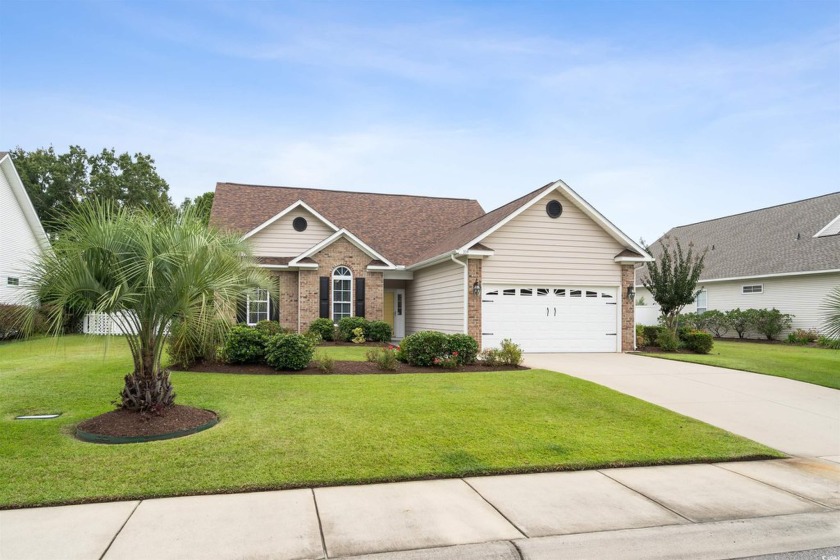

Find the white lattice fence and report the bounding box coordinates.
[82,312,138,335]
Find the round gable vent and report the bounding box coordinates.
[546,200,563,219]
[293,217,308,232]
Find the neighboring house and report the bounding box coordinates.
[636,193,840,335]
[0,152,50,305]
[210,180,651,353]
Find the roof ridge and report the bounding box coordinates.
[454,181,555,228]
[672,191,840,231]
[217,182,480,203]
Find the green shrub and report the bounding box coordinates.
[642,326,661,347]
[400,331,450,366]
[787,328,818,345]
[337,316,369,342]
[0,304,48,340]
[497,338,523,366]
[447,334,479,365]
[433,352,460,369]
[683,330,713,354]
[817,336,840,350]
[304,330,323,346]
[678,312,700,330]
[255,320,287,337]
[222,326,267,364]
[367,320,392,342]
[635,324,645,348]
[351,327,366,344]
[657,329,680,352]
[701,310,730,338]
[727,308,759,339]
[167,318,223,368]
[366,346,399,371]
[676,326,692,342]
[264,333,314,371]
[314,352,335,374]
[479,347,500,366]
[308,318,335,341]
[753,308,794,341]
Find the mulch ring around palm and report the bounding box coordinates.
[175,361,530,375]
[76,405,218,443]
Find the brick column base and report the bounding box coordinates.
[467,258,482,348]
[621,264,635,352]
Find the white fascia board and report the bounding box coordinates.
[290,228,396,268]
[457,248,495,257]
[242,200,339,240]
[813,214,840,238]
[257,264,290,270]
[0,154,51,253]
[697,269,840,283]
[366,266,393,271]
[614,256,650,263]
[407,251,458,271]
[457,180,653,261]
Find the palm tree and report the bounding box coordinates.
[823,286,840,340]
[26,201,270,412]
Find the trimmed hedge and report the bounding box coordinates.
[337,316,368,342]
[367,320,392,342]
[399,331,479,367]
[222,326,267,364]
[265,333,315,371]
[682,330,713,354]
[308,318,335,341]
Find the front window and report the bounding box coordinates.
[332,266,352,321]
[696,290,707,312]
[246,288,270,326]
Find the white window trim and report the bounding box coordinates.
[696,289,708,312]
[246,288,270,326]
[742,284,764,294]
[7,276,20,287]
[332,266,353,322]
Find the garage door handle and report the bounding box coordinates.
[554,307,556,317]
[546,307,549,316]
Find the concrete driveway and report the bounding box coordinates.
[523,353,840,458]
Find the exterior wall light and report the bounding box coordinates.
[472,281,482,297]
[627,286,636,301]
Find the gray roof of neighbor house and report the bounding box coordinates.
[210,183,486,265]
[641,192,840,281]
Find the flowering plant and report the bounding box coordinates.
[432,351,460,369]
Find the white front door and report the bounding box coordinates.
[386,289,406,339]
[482,285,619,352]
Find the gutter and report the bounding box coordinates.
[450,254,469,334]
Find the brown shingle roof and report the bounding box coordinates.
[640,192,840,281]
[210,183,485,265]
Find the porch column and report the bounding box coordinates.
[467,258,483,348]
[621,264,635,351]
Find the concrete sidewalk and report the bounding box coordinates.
[2,458,839,560]
[523,353,840,457]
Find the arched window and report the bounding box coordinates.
[332,266,352,321]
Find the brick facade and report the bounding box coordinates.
[295,237,384,333]
[275,271,299,332]
[467,258,483,348]
[621,264,635,351]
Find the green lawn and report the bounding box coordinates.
[314,344,372,361]
[641,340,840,390]
[0,336,780,508]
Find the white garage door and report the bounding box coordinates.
[482,286,619,353]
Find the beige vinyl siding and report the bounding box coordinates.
[248,208,334,256]
[482,190,625,285]
[406,259,465,334]
[636,273,840,335]
[0,167,42,305]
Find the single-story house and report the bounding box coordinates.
[210,180,652,352]
[636,192,840,335]
[0,152,51,305]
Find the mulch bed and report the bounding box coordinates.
[175,361,530,375]
[76,405,217,438]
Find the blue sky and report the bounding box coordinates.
[1,0,837,243]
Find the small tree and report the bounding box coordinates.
[25,201,270,412]
[727,308,759,339]
[753,308,794,341]
[642,237,706,332]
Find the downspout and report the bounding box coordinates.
[297,270,301,334]
[450,254,468,334]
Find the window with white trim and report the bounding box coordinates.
[246,288,270,325]
[7,277,19,286]
[742,284,763,294]
[332,266,352,321]
[696,290,707,312]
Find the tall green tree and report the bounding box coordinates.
[25,201,270,412]
[10,146,173,236]
[180,191,214,226]
[642,237,707,332]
